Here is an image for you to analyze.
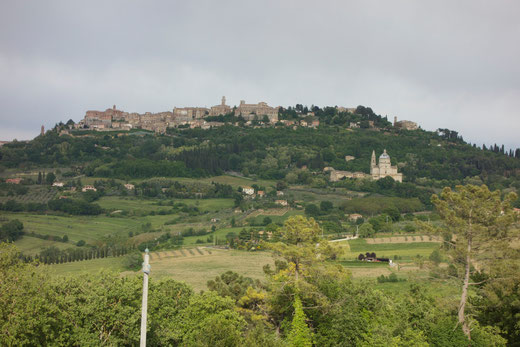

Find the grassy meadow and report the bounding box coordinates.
[49,255,128,274]
[342,238,440,261]
[14,235,77,255]
[3,177,454,297]
[148,248,274,291]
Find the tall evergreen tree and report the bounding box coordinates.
[428,185,517,341]
[287,296,313,347]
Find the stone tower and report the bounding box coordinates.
[40,125,44,136]
[371,150,376,168]
[221,96,226,106]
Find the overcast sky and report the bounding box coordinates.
[1,0,519,149]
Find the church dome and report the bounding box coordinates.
[379,149,390,159]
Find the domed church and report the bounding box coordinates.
[370,149,403,182]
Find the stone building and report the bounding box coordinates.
[329,170,368,182]
[234,100,278,123]
[394,116,418,130]
[209,96,232,116]
[370,149,403,182]
[173,107,209,122]
[337,106,357,113]
[84,105,126,128]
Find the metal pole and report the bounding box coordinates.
[140,248,151,347]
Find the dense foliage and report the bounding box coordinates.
[2,115,519,190]
[1,208,518,346]
[0,219,24,242]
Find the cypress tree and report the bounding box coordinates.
[287,296,313,347]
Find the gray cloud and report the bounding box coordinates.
[1,0,519,148]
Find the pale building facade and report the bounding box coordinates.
[173,107,209,121]
[370,149,403,182]
[234,100,278,123]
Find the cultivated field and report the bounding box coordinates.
[0,186,57,203]
[8,212,141,244]
[365,235,442,244]
[147,248,274,291]
[97,196,234,213]
[340,238,440,261]
[49,255,128,275]
[43,235,451,296]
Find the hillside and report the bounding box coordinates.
[1,107,519,346]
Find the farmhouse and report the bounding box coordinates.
[124,183,135,190]
[242,187,255,195]
[275,200,288,206]
[52,182,64,187]
[82,185,97,192]
[348,213,363,221]
[6,178,22,184]
[329,170,368,182]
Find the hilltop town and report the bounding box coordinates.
[75,97,280,133]
[68,97,418,134]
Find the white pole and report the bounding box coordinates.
[140,248,151,347]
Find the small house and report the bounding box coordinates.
[242,186,255,195]
[6,178,22,184]
[82,185,97,192]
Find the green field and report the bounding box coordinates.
[287,187,365,204]
[97,196,234,213]
[173,175,276,189]
[82,175,277,190]
[5,195,236,254]
[14,236,79,255]
[180,227,243,245]
[49,256,128,275]
[148,248,274,291]
[6,213,140,244]
[342,238,439,260]
[245,209,303,225]
[40,235,451,295]
[50,248,275,291]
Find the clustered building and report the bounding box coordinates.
[76,97,279,133]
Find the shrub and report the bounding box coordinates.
[122,251,143,270]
